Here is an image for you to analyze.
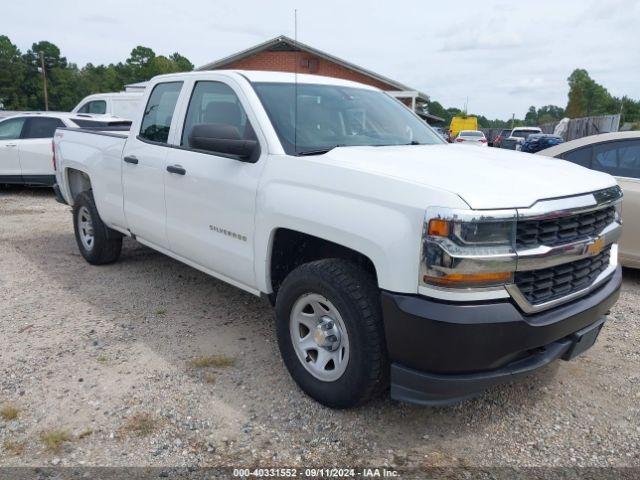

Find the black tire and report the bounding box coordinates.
[275,259,388,408]
[73,190,122,265]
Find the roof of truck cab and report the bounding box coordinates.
[149,70,380,91]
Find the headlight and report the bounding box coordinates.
[420,208,517,288]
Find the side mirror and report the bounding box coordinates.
[188,123,258,162]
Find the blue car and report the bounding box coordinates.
[520,134,564,153]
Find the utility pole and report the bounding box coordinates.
[510,113,515,129]
[39,52,49,111]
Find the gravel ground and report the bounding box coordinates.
[0,187,639,472]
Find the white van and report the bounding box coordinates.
[72,92,143,121]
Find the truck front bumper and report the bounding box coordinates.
[381,266,622,405]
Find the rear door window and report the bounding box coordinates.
[562,146,592,168]
[139,82,183,144]
[22,117,66,139]
[593,140,640,179]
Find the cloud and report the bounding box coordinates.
[440,32,522,52]
[206,23,275,38]
[82,14,119,24]
[504,77,557,95]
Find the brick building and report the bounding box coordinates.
[197,35,443,123]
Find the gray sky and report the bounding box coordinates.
[5,0,640,119]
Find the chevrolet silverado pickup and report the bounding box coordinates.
[53,70,623,408]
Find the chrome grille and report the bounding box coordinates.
[514,247,611,305]
[516,206,615,249]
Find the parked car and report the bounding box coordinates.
[54,70,621,408]
[520,134,564,153]
[538,131,639,268]
[453,130,488,146]
[0,112,130,186]
[432,126,447,140]
[493,128,512,148]
[508,127,542,150]
[72,92,143,120]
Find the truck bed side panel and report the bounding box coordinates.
[55,129,128,230]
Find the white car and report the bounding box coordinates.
[54,70,622,408]
[538,131,640,268]
[0,112,129,186]
[509,127,542,150]
[454,130,488,146]
[72,92,143,121]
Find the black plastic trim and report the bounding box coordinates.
[135,135,261,164]
[0,174,55,186]
[52,183,67,204]
[0,175,24,184]
[382,266,621,404]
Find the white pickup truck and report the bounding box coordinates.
[53,70,623,408]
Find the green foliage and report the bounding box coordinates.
[523,104,566,126]
[566,69,612,117]
[0,36,194,111]
[565,69,640,122]
[0,35,25,109]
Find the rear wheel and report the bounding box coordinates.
[73,191,122,265]
[275,259,388,408]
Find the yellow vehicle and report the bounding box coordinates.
[449,116,478,139]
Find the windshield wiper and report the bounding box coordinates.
[296,145,344,156]
[373,140,424,147]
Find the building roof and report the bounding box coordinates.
[197,35,429,102]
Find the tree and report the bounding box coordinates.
[0,35,25,109]
[566,69,612,118]
[537,105,565,124]
[0,36,195,112]
[524,106,538,126]
[169,52,194,72]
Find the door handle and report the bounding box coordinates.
[166,164,186,175]
[124,155,138,164]
[5,143,17,147]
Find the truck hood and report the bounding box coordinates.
[320,144,617,209]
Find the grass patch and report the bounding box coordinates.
[155,308,167,316]
[40,429,71,453]
[121,413,157,437]
[96,355,108,364]
[188,354,235,369]
[3,440,25,456]
[78,428,93,439]
[0,404,19,421]
[204,372,217,384]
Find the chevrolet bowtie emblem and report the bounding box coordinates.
[586,237,605,256]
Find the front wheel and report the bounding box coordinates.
[275,259,388,408]
[73,191,122,265]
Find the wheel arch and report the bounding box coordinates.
[65,167,92,205]
[265,228,379,299]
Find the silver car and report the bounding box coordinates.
[538,131,640,268]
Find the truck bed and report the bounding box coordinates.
[54,127,129,229]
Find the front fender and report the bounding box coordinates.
[253,162,469,293]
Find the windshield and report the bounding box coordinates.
[253,82,444,155]
[460,131,483,137]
